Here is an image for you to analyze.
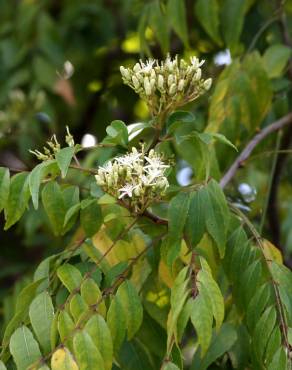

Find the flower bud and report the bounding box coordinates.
[150,78,156,89]
[133,63,141,73]
[194,68,202,81]
[190,56,199,69]
[178,79,185,91]
[95,175,104,186]
[157,75,164,90]
[132,75,140,89]
[120,66,130,80]
[134,186,140,197]
[148,149,154,157]
[169,83,177,95]
[203,78,212,90]
[150,69,156,80]
[168,74,174,87]
[144,77,152,96]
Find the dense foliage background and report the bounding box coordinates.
[0,0,292,369]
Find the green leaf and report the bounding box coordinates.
[207,54,272,134]
[162,362,180,370]
[265,326,281,364]
[185,188,207,247]
[1,279,44,354]
[57,310,75,350]
[138,5,151,55]
[64,203,80,228]
[80,199,103,237]
[29,291,54,353]
[85,314,113,370]
[211,133,238,151]
[42,181,65,235]
[4,172,31,229]
[205,180,229,258]
[267,347,287,370]
[29,160,59,209]
[73,330,105,370]
[105,120,128,147]
[177,298,193,342]
[167,0,188,46]
[107,295,126,352]
[9,326,42,370]
[149,0,169,53]
[167,111,196,133]
[167,267,189,349]
[80,278,106,317]
[190,294,213,356]
[191,323,237,369]
[56,147,75,178]
[167,192,190,266]
[50,311,59,351]
[117,280,143,340]
[57,263,82,293]
[118,341,156,370]
[263,44,292,79]
[198,258,225,331]
[34,255,56,291]
[70,294,88,322]
[0,167,10,212]
[194,0,221,45]
[253,306,277,362]
[51,347,79,370]
[0,361,7,370]
[220,0,246,53]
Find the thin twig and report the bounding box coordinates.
[220,112,292,188]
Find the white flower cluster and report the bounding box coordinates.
[95,147,169,212]
[120,55,212,116]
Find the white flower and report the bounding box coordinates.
[99,161,113,173]
[118,183,137,199]
[141,174,156,187]
[116,150,142,168]
[190,56,205,68]
[139,59,156,74]
[144,156,169,170]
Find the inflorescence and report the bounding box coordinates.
[29,126,74,161]
[120,55,212,117]
[95,147,169,212]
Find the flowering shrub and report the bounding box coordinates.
[0,54,291,370]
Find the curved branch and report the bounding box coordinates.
[220,112,292,188]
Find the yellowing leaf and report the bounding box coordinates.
[159,260,175,288]
[51,347,79,370]
[262,240,283,264]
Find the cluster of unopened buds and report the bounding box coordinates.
[29,126,74,161]
[120,55,212,117]
[95,147,169,212]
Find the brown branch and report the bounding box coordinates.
[220,112,292,188]
[142,210,168,225]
